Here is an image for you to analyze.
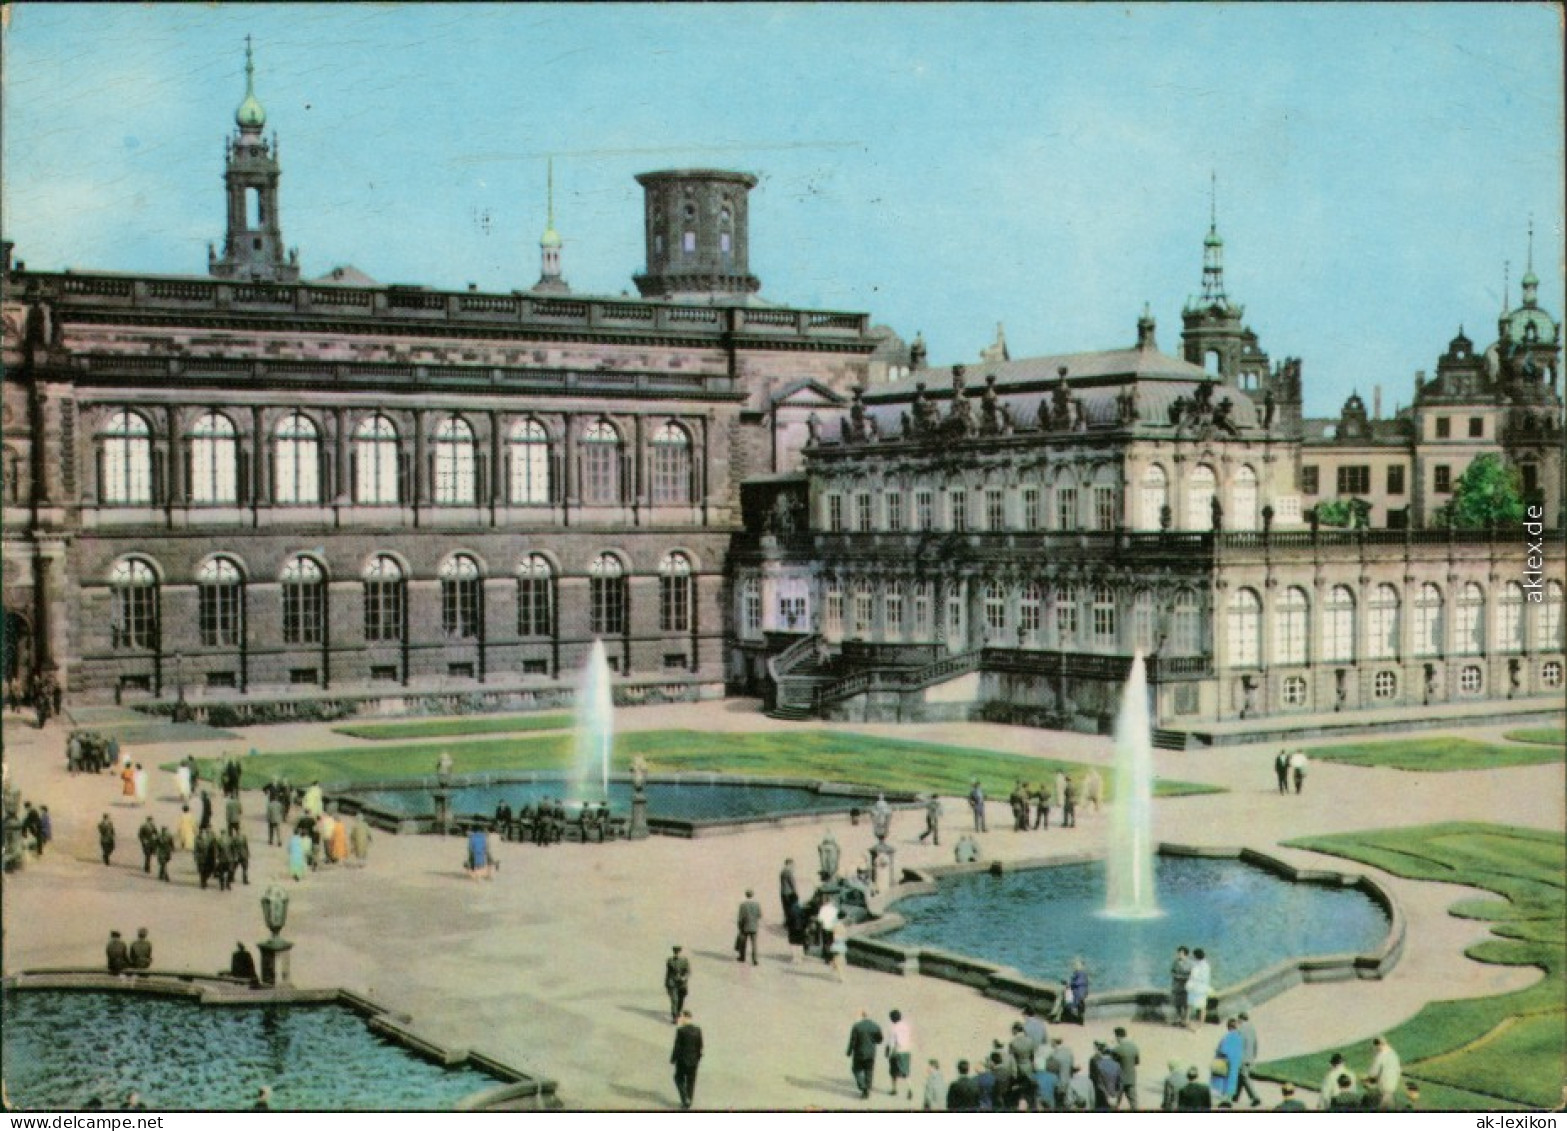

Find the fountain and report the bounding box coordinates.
[573,639,614,801]
[1104,652,1159,918]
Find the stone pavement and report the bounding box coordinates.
[1,702,1561,1110]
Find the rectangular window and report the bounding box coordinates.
[915,491,934,532]
[1093,486,1116,532]
[522,659,550,676]
[855,492,873,533]
[199,584,243,648]
[1336,465,1370,495]
[289,668,319,686]
[1435,416,1451,439]
[827,494,844,533]
[949,490,967,532]
[370,665,398,682]
[913,583,932,639]
[659,575,690,633]
[447,662,475,679]
[885,492,902,532]
[205,671,236,689]
[1468,417,1484,438]
[1300,466,1319,495]
[1434,465,1452,493]
[1386,465,1405,495]
[824,587,844,638]
[985,489,1005,532]
[778,595,807,631]
[1022,487,1041,531]
[742,583,762,635]
[1055,487,1077,531]
[441,580,481,640]
[663,653,687,670]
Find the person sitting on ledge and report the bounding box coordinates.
[127,927,153,970]
[230,941,259,985]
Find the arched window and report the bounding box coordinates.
[1187,464,1217,530]
[1139,465,1168,531]
[659,552,693,632]
[1092,585,1117,646]
[274,413,320,505]
[581,421,622,506]
[440,554,482,639]
[1132,589,1157,653]
[353,416,401,505]
[363,556,405,642]
[281,556,325,645]
[1323,586,1355,662]
[1455,582,1485,657]
[984,581,1007,635]
[913,581,933,640]
[1020,582,1042,645]
[1091,475,1118,532]
[101,411,154,505]
[740,576,763,637]
[110,558,159,650]
[1414,583,1444,657]
[851,578,874,637]
[823,580,844,640]
[1368,584,1400,660]
[1543,581,1565,650]
[651,423,693,505]
[517,554,554,637]
[189,412,239,504]
[1231,465,1258,532]
[432,416,477,506]
[1053,472,1078,532]
[197,557,244,647]
[1227,587,1262,667]
[1498,582,1525,654]
[589,553,627,636]
[884,580,906,640]
[1170,589,1200,656]
[1274,586,1309,664]
[1054,584,1078,646]
[508,420,551,505]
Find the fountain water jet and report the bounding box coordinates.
[1104,651,1159,918]
[573,639,613,801]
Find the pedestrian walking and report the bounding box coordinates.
[670,1010,703,1110]
[886,1009,913,1099]
[664,945,691,1023]
[1061,775,1077,827]
[1289,749,1309,794]
[735,889,762,965]
[1273,750,1289,794]
[917,795,942,845]
[846,1009,884,1099]
[97,813,116,866]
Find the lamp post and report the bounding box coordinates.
[172,650,192,723]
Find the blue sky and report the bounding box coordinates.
[3,3,1561,417]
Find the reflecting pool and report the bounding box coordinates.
[883,855,1390,993]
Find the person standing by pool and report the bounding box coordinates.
[1061,776,1078,828]
[968,780,987,832]
[1169,946,1193,1027]
[1210,1017,1245,1102]
[1187,948,1213,1027]
[918,795,943,845]
[1066,958,1089,1024]
[735,889,762,965]
[1032,781,1051,830]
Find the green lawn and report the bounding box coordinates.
[1505,727,1566,748]
[1307,736,1565,772]
[174,728,1220,800]
[331,713,571,741]
[1255,822,1565,1111]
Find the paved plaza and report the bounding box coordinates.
[2,701,1561,1111]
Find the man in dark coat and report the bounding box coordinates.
[198,789,213,832]
[967,780,987,832]
[231,828,251,885]
[194,826,214,889]
[1274,750,1290,794]
[266,791,284,846]
[670,1010,703,1110]
[779,858,800,923]
[735,889,762,965]
[1089,1041,1123,1110]
[128,927,153,970]
[230,942,260,985]
[225,794,242,834]
[155,827,174,881]
[105,930,129,974]
[945,1060,980,1112]
[1176,1066,1212,1111]
[1113,1027,1141,1110]
[846,1009,884,1098]
[97,813,116,866]
[212,831,233,891]
[917,795,942,845]
[664,946,691,1023]
[137,816,159,873]
[1061,776,1078,828]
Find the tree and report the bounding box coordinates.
[1435,453,1526,528]
[1315,497,1371,529]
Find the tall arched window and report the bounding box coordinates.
[913,581,933,640]
[101,411,154,505]
[851,578,874,637]
[1170,589,1200,656]
[1132,589,1157,653]
[651,423,693,505]
[1414,583,1445,657]
[1092,585,1117,646]
[1053,472,1078,532]
[1368,584,1400,660]
[1323,586,1355,662]
[1020,582,1042,646]
[189,412,239,504]
[740,576,763,636]
[440,554,482,639]
[110,558,159,650]
[197,557,244,647]
[363,556,406,642]
[508,420,551,505]
[884,580,906,640]
[1274,586,1309,664]
[581,421,622,506]
[1054,584,1078,646]
[823,580,844,640]
[1497,582,1525,654]
[1455,582,1485,657]
[1227,587,1262,667]
[659,552,693,632]
[353,416,401,505]
[984,581,1007,635]
[1543,581,1564,650]
[1231,465,1258,532]
[281,556,325,645]
[432,416,477,506]
[1140,465,1168,531]
[589,554,627,636]
[1187,464,1217,530]
[517,554,554,637]
[273,413,320,504]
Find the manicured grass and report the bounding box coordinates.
[1307,736,1565,772]
[174,728,1221,800]
[1255,822,1565,1111]
[331,713,571,741]
[1505,727,1566,748]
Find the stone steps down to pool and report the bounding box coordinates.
[1,970,560,1111]
[328,772,925,839]
[839,844,1405,1024]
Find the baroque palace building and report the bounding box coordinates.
[0,50,876,715]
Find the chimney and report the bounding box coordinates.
[1373,385,1382,420]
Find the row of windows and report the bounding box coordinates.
[96,411,697,507]
[823,464,1267,535]
[106,551,699,651]
[1301,460,1542,501]
[1279,660,1565,708]
[1433,416,1486,440]
[1222,581,1564,667]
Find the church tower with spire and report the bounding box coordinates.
[209,38,299,283]
[532,158,570,294]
